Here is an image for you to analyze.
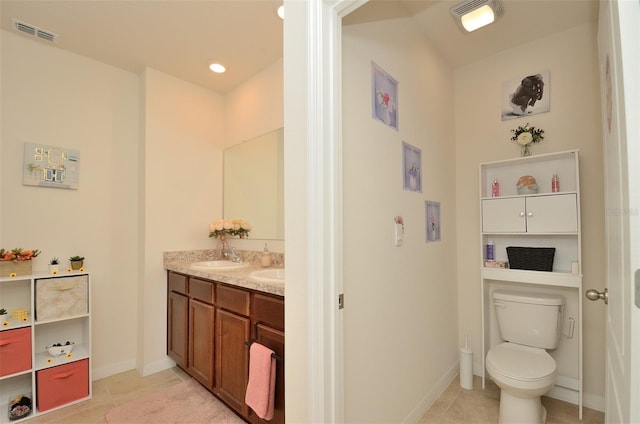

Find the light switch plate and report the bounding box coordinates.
[395,223,403,246]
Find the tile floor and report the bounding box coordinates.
[26,366,191,424]
[24,368,604,423]
[418,376,605,424]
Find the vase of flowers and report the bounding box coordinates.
[208,219,251,259]
[510,123,544,157]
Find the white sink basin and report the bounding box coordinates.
[190,260,249,270]
[249,268,285,283]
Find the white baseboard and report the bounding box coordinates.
[139,356,176,377]
[403,361,459,423]
[91,356,176,381]
[91,358,136,380]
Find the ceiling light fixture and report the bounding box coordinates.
[450,0,503,32]
[209,63,226,73]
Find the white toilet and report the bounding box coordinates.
[486,290,564,424]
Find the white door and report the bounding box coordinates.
[594,1,640,423]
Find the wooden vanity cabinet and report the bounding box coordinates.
[167,273,188,368]
[250,294,285,424]
[166,271,285,423]
[214,284,251,417]
[187,278,216,389]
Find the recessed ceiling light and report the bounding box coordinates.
[209,63,226,73]
[277,4,284,19]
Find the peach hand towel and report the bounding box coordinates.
[245,343,276,420]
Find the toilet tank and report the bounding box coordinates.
[492,290,564,349]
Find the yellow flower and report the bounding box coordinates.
[22,317,28,322]
[2,321,9,327]
[66,353,73,358]
[9,272,16,278]
[51,269,58,275]
[46,358,53,364]
[67,267,73,272]
[79,267,85,272]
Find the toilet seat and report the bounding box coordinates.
[486,342,556,382]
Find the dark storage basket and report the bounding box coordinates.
[506,247,555,272]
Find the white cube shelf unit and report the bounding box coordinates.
[0,271,91,423]
[479,150,584,418]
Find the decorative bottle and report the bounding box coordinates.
[486,240,495,261]
[551,171,560,193]
[261,243,272,267]
[491,179,500,197]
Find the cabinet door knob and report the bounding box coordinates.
[528,212,533,217]
[519,212,525,217]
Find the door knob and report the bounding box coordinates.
[586,288,608,304]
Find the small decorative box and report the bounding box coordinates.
[485,261,508,268]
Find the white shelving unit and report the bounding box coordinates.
[479,150,583,418]
[0,271,91,423]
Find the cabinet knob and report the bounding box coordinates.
[519,212,525,217]
[528,212,533,217]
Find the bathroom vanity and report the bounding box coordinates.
[164,257,284,424]
[479,150,583,418]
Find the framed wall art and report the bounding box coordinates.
[23,143,80,189]
[501,70,550,121]
[402,141,421,192]
[371,61,398,130]
[425,200,441,242]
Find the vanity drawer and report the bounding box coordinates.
[216,284,250,316]
[35,275,88,321]
[168,272,188,295]
[253,294,284,330]
[0,327,32,377]
[190,278,214,304]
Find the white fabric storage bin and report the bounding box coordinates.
[35,275,89,321]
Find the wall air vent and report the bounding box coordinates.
[12,19,59,43]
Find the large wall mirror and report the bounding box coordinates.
[224,128,284,240]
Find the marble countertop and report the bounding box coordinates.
[164,260,284,297]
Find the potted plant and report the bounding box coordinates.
[49,258,59,274]
[0,308,7,323]
[69,256,85,271]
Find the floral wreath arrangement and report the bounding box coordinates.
[208,219,251,239]
[0,248,40,262]
[510,123,544,157]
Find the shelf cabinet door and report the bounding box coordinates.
[525,194,578,233]
[482,194,578,234]
[188,299,215,389]
[482,198,526,233]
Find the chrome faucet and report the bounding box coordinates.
[225,247,243,263]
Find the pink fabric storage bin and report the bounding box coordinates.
[0,327,32,376]
[36,359,89,411]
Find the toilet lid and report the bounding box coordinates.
[487,343,556,381]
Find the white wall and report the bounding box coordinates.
[342,8,458,422]
[0,30,140,377]
[454,23,606,407]
[139,68,226,375]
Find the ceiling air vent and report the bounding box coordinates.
[12,19,59,43]
[449,0,503,32]
[450,0,503,19]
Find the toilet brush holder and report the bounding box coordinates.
[459,347,473,390]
